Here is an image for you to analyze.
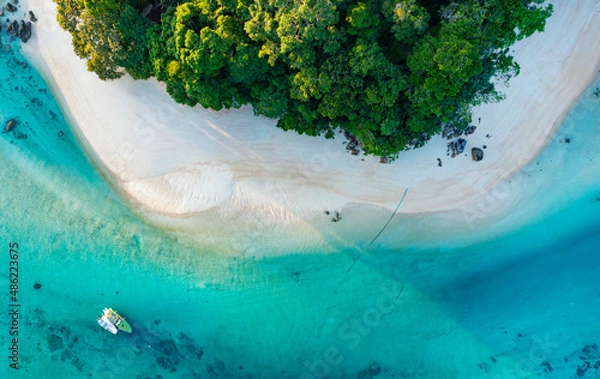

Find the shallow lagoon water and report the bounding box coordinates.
[0,36,600,378]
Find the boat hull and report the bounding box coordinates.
[116,318,132,333]
[98,317,118,334]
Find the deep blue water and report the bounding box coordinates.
[1,32,600,379]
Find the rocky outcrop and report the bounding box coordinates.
[6,20,16,34]
[18,20,32,42]
[443,122,478,159]
[1,1,35,43]
[447,138,467,158]
[442,123,477,140]
[4,18,32,42]
[343,130,362,156]
[464,125,477,135]
[4,3,17,13]
[471,147,484,162]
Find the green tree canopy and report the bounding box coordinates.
[55,0,553,159]
[55,0,152,80]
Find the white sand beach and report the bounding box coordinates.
[20,0,600,254]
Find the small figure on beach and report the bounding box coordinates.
[330,211,342,222]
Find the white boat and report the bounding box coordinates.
[97,308,132,334]
[97,315,118,334]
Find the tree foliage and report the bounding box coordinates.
[55,0,553,158]
[54,0,152,80]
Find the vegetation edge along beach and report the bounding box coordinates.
[53,0,553,159]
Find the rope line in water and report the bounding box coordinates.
[369,187,409,245]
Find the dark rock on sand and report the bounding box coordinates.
[464,125,477,135]
[29,10,37,22]
[18,21,32,43]
[447,138,467,158]
[442,123,477,140]
[4,118,16,133]
[10,20,18,37]
[471,147,484,162]
[457,138,467,153]
[5,3,17,13]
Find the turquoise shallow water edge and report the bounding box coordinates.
[1,35,600,378]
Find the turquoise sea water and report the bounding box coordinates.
[1,36,600,378]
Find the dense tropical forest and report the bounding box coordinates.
[54,0,553,158]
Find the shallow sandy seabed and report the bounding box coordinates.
[20,0,600,255]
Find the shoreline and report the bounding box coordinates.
[18,0,600,253]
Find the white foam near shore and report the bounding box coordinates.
[20,0,600,254]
